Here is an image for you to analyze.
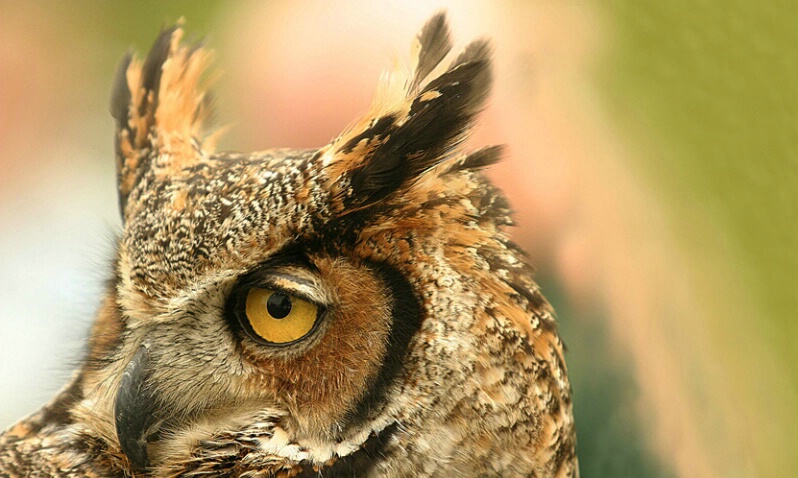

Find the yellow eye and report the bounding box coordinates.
[244,288,319,344]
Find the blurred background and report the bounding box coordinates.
[0,1,795,476]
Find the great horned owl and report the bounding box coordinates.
[0,13,576,477]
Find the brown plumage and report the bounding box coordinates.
[0,12,577,477]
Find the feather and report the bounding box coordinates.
[409,11,452,93]
[324,12,493,213]
[449,145,505,172]
[111,24,216,217]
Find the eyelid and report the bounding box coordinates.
[252,270,330,308]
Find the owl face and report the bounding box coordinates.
[0,13,576,478]
[111,149,423,466]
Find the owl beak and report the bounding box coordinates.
[115,342,161,472]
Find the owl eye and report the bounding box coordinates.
[242,288,320,345]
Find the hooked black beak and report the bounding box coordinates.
[115,343,161,471]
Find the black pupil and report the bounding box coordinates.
[266,293,292,319]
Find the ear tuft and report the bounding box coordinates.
[323,12,494,213]
[409,12,452,93]
[111,25,216,217]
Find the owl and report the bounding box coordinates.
[0,13,576,478]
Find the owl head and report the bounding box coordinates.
[50,13,576,477]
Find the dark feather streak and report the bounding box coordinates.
[139,26,177,117]
[110,52,133,127]
[454,145,505,172]
[410,11,452,92]
[450,38,492,70]
[348,53,492,207]
[340,115,397,155]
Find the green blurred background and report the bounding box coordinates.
[0,2,794,476]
